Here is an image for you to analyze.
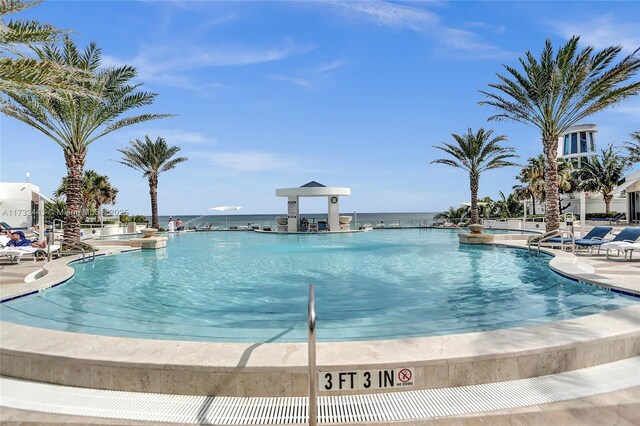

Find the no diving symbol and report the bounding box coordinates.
[398,368,412,383]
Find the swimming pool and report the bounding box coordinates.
[1,229,636,342]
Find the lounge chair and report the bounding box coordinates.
[621,242,640,260]
[601,241,640,260]
[0,246,37,264]
[576,227,640,255]
[591,213,624,225]
[317,221,328,231]
[540,226,612,252]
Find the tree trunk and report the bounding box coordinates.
[603,193,612,214]
[543,137,560,232]
[470,173,479,224]
[531,195,536,215]
[63,152,86,243]
[149,176,159,229]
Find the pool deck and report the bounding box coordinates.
[1,230,639,424]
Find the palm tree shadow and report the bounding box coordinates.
[195,326,296,424]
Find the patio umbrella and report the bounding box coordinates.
[209,206,242,229]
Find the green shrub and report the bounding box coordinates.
[130,215,149,224]
[119,214,149,224]
[586,212,625,219]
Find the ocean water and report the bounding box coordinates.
[156,212,437,229]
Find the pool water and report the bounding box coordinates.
[1,229,636,342]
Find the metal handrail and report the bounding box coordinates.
[308,284,317,426]
[59,237,96,262]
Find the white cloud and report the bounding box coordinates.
[334,0,439,31]
[189,151,318,173]
[465,21,506,34]
[436,28,505,57]
[268,58,348,90]
[314,58,348,74]
[106,129,214,146]
[608,103,640,118]
[104,42,315,89]
[548,13,640,54]
[268,74,313,89]
[322,1,508,58]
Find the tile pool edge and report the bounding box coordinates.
[0,305,638,396]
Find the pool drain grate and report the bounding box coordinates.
[2,357,639,424]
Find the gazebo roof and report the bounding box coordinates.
[276,182,350,197]
[301,181,326,188]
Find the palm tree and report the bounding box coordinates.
[431,128,519,224]
[513,156,545,215]
[56,170,118,220]
[114,136,188,230]
[0,0,91,98]
[623,131,640,163]
[433,206,468,224]
[493,191,524,218]
[513,155,575,214]
[480,36,640,231]
[1,37,171,241]
[574,145,629,213]
[44,197,66,223]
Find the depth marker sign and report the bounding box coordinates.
[319,367,415,392]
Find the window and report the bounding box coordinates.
[564,135,570,155]
[580,132,587,153]
[571,133,578,154]
[589,133,596,152]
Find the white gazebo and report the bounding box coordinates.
[276,181,351,232]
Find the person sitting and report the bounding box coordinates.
[176,218,184,231]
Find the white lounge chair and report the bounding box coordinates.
[0,246,37,264]
[602,241,640,260]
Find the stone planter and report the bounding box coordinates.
[468,224,484,234]
[458,232,494,245]
[141,228,158,238]
[100,223,119,236]
[339,216,352,224]
[130,229,167,250]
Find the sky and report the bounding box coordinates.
[1,0,639,216]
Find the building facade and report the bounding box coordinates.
[556,123,627,217]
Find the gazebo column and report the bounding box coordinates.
[328,196,339,231]
[287,196,299,233]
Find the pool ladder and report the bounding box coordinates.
[308,284,317,426]
[59,237,96,263]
